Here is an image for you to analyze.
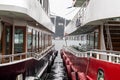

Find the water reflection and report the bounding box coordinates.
[46,40,80,80]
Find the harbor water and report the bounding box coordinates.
[52,39,80,51]
[45,40,80,80]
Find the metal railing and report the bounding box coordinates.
[0,45,54,64]
[65,46,120,63]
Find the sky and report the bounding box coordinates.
[49,0,80,20]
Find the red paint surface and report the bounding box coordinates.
[62,50,120,80]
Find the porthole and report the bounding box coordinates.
[97,69,104,80]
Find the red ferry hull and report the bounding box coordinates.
[61,50,120,80]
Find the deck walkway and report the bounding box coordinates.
[46,52,68,80]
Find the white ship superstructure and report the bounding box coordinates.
[63,0,120,80]
[0,0,57,80]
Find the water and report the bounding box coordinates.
[52,39,80,51]
[45,40,80,80]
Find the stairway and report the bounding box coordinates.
[104,21,120,51]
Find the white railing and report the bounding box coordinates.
[0,45,54,64]
[65,46,120,63]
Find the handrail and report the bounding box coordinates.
[92,49,120,54]
[64,46,120,63]
[0,45,54,64]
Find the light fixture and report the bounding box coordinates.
[36,23,38,26]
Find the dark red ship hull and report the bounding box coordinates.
[0,50,58,80]
[61,49,120,80]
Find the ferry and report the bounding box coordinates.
[0,0,57,80]
[62,0,120,80]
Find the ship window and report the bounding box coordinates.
[39,32,42,52]
[27,28,32,52]
[45,34,46,48]
[44,34,46,49]
[41,33,45,50]
[0,22,3,53]
[5,26,12,55]
[95,32,98,49]
[46,34,48,47]
[81,36,84,41]
[36,31,39,52]
[89,33,94,49]
[14,27,25,53]
[33,30,36,52]
[48,35,50,46]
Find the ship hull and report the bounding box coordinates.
[61,49,120,80]
[0,50,58,80]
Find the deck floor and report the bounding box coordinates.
[46,53,68,80]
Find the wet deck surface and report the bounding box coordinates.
[46,53,68,80]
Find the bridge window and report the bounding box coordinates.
[39,32,42,52]
[5,25,12,55]
[94,32,98,49]
[14,27,25,53]
[41,33,45,50]
[0,22,3,53]
[36,31,39,52]
[89,33,94,49]
[33,30,36,52]
[48,35,51,46]
[27,28,32,52]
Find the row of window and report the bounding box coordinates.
[27,28,52,53]
[0,22,52,55]
[65,29,99,49]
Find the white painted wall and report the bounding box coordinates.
[65,20,78,35]
[0,0,55,33]
[83,0,120,25]
[64,9,80,35]
[65,0,120,35]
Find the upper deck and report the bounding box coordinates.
[65,0,120,35]
[0,0,54,33]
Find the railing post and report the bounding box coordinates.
[85,52,87,57]
[117,57,119,63]
[76,52,78,57]
[97,54,99,59]
[9,56,12,62]
[108,53,112,62]
[20,54,22,60]
[82,53,84,57]
[81,53,83,57]
[12,54,14,62]
[90,51,92,57]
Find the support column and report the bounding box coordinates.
[12,25,15,61]
[100,24,107,60]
